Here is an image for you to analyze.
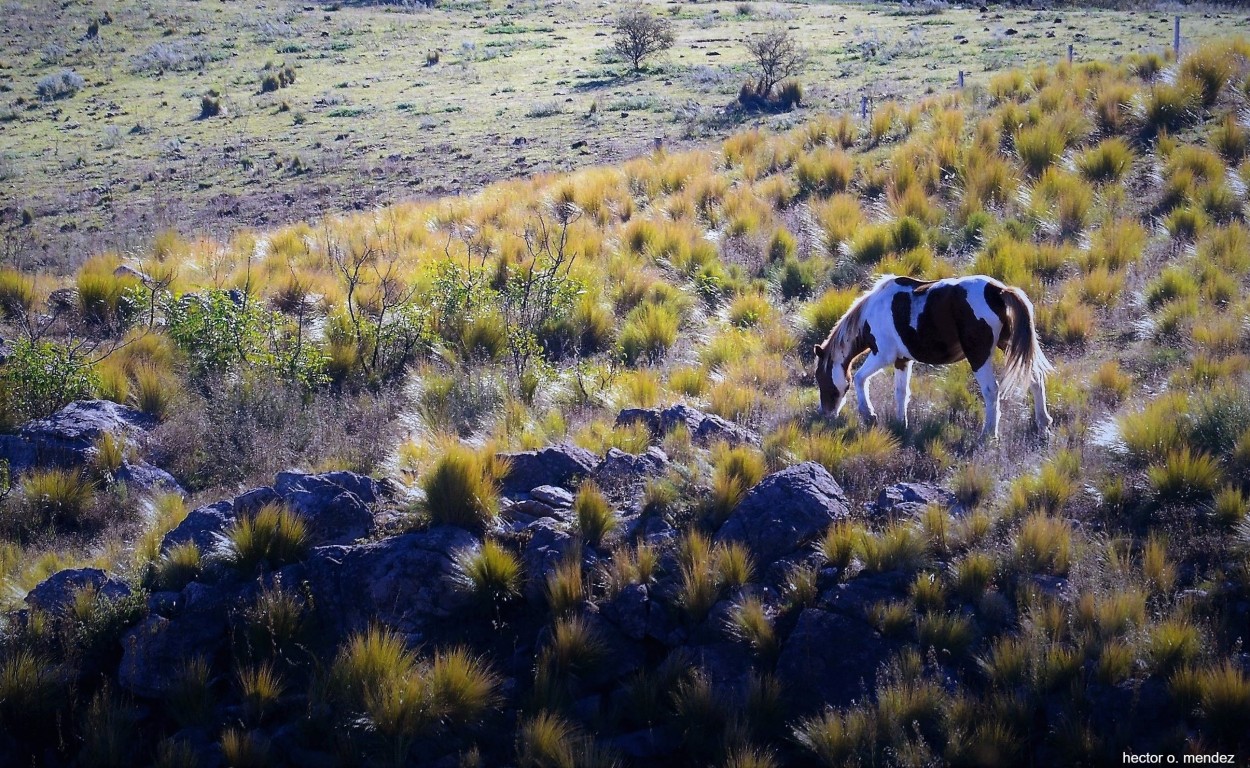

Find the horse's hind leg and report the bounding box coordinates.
[894,360,912,429]
[1031,377,1053,435]
[973,361,1000,441]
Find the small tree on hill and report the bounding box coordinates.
[612,6,675,72]
[745,27,808,98]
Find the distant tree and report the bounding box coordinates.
[612,6,675,72]
[745,27,809,97]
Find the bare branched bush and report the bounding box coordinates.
[612,6,675,72]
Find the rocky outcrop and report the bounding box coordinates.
[0,399,184,495]
[304,525,478,637]
[25,568,131,615]
[616,403,760,446]
[119,583,230,698]
[160,470,378,555]
[0,400,157,473]
[521,518,578,602]
[498,443,599,496]
[715,462,850,564]
[875,481,959,518]
[591,447,668,506]
[775,607,895,710]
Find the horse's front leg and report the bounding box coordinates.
[853,352,890,427]
[973,361,1000,441]
[894,360,913,429]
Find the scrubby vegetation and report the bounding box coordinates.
[3,31,1250,768]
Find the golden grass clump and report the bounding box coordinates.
[221,503,309,573]
[422,445,506,531]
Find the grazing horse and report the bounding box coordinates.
[812,274,1053,441]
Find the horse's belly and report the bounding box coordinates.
[906,343,966,366]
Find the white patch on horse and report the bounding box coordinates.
[964,279,1005,340]
[908,291,927,330]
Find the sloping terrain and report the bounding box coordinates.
[0,0,1237,268]
[2,29,1250,768]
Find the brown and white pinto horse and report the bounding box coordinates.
[812,274,1053,440]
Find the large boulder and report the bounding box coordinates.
[498,444,598,496]
[304,526,479,638]
[715,462,850,565]
[119,583,231,698]
[160,472,377,556]
[114,461,185,495]
[591,447,668,506]
[521,518,578,603]
[1,400,158,474]
[616,404,760,447]
[162,500,235,556]
[775,608,894,711]
[25,568,131,615]
[273,471,376,545]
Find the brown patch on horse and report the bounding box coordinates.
[892,284,996,369]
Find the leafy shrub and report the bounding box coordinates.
[0,339,98,424]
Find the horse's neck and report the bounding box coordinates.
[835,316,872,368]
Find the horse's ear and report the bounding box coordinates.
[812,343,823,359]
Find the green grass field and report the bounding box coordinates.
[0,0,1238,269]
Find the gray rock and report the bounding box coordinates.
[601,583,650,640]
[232,486,281,516]
[616,403,760,446]
[818,572,909,620]
[276,470,379,504]
[498,443,599,496]
[1,399,158,474]
[115,461,185,495]
[531,485,574,508]
[271,471,378,545]
[161,500,235,555]
[591,447,668,506]
[119,613,228,698]
[522,518,577,603]
[304,526,479,637]
[25,568,131,615]
[876,482,958,516]
[504,498,561,521]
[775,608,894,711]
[715,462,850,565]
[22,399,156,445]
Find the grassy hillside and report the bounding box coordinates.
[0,0,1239,269]
[2,27,1250,768]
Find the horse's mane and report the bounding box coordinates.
[820,274,897,362]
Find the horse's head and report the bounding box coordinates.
[812,342,850,417]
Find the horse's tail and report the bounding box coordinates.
[999,285,1053,394]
